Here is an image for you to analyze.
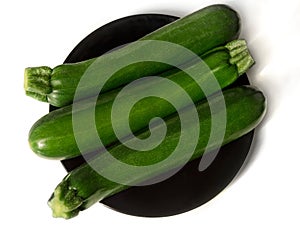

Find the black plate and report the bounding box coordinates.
[50,14,254,217]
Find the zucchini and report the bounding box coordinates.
[28,40,254,160]
[48,85,266,219]
[24,4,240,107]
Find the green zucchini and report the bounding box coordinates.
[28,40,254,160]
[24,4,240,107]
[48,85,266,219]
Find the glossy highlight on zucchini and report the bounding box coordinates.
[28,40,254,160]
[24,4,240,107]
[48,86,266,219]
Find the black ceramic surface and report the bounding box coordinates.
[50,14,254,217]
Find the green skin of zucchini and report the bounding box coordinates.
[28,40,254,160]
[48,86,266,219]
[24,4,240,107]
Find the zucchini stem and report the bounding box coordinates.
[24,66,52,102]
[47,177,83,219]
[225,40,255,75]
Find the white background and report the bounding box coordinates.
[1,0,299,224]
